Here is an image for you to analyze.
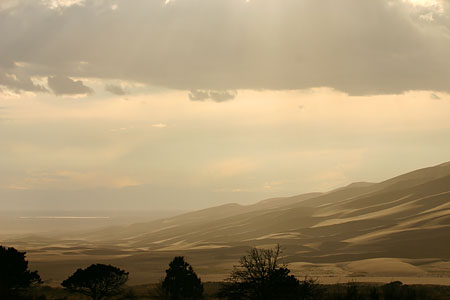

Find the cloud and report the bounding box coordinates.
[1,0,450,95]
[188,90,209,101]
[204,158,256,178]
[47,75,93,96]
[105,84,127,95]
[42,0,85,10]
[17,170,139,190]
[152,123,167,128]
[188,90,237,102]
[430,93,441,99]
[0,67,48,93]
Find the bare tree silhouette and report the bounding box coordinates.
[220,245,307,300]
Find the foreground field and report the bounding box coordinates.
[17,281,450,300]
[19,246,450,286]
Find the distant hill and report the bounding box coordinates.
[3,161,450,285]
[80,162,450,261]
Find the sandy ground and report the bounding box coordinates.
[23,249,450,286]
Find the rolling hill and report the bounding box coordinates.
[81,162,450,258]
[3,162,450,284]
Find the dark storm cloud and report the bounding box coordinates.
[1,0,450,95]
[47,75,93,96]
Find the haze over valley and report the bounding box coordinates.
[2,162,450,285]
[2,0,450,295]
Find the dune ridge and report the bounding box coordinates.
[2,161,450,284]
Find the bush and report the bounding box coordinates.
[61,264,129,300]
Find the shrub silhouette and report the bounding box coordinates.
[381,281,428,300]
[344,282,359,300]
[61,264,128,300]
[368,286,380,300]
[298,276,323,300]
[220,245,310,300]
[158,256,203,300]
[0,245,41,298]
[382,281,406,300]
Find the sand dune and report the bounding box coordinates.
[345,258,426,276]
[2,161,450,285]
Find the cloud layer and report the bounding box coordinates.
[1,0,450,95]
[48,75,93,95]
[189,90,237,102]
[105,84,127,95]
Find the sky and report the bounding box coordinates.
[1,0,450,211]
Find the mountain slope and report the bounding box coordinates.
[79,162,450,261]
[4,162,450,284]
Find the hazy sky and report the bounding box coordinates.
[1,0,450,211]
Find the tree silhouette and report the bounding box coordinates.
[369,286,380,300]
[0,245,41,298]
[298,276,323,300]
[220,245,303,300]
[61,264,128,300]
[159,256,203,300]
[344,282,359,300]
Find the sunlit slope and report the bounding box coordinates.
[82,192,323,243]
[84,162,450,261]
